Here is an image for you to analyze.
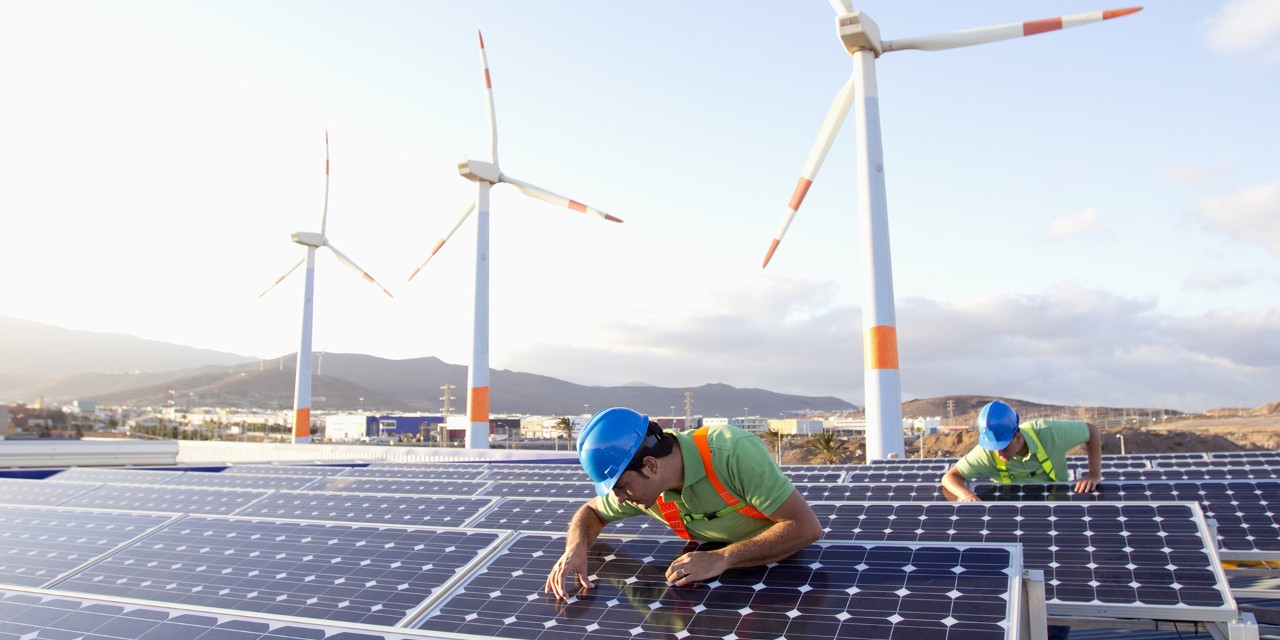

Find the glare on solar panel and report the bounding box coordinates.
[59,485,271,516]
[0,478,99,506]
[479,481,596,499]
[0,506,176,588]
[305,477,491,496]
[49,516,507,627]
[233,491,497,527]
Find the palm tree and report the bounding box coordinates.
[805,432,850,465]
[760,429,785,465]
[554,417,574,450]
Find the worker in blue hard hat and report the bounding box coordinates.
[941,400,1103,502]
[543,407,822,601]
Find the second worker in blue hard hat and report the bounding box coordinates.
[544,407,822,600]
[940,400,1103,502]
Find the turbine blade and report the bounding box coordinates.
[408,200,478,282]
[827,0,852,15]
[762,73,857,269]
[478,31,499,165]
[883,7,1142,53]
[258,256,306,298]
[324,243,394,298]
[320,130,331,235]
[501,175,623,223]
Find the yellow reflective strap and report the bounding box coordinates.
[990,428,1056,483]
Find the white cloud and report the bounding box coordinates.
[1184,271,1250,291]
[1159,155,1238,188]
[1044,207,1106,241]
[1194,184,1280,256]
[504,280,1280,413]
[1203,0,1280,63]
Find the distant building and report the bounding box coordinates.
[768,418,825,436]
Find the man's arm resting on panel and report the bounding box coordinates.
[942,466,980,502]
[545,499,608,599]
[1073,422,1103,493]
[665,490,822,586]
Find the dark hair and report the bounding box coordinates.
[623,421,676,473]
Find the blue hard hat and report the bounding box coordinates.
[977,401,1020,450]
[577,407,650,497]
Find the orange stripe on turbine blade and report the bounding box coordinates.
[604,214,623,223]
[294,407,311,440]
[478,31,484,48]
[789,178,813,212]
[762,239,781,268]
[484,69,492,89]
[363,273,375,284]
[567,200,588,213]
[1103,7,1142,19]
[1024,17,1064,36]
[431,239,446,255]
[469,386,490,422]
[864,325,900,370]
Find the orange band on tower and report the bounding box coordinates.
[469,386,490,422]
[294,408,311,439]
[865,325,899,370]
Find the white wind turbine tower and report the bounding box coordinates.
[408,32,621,449]
[762,3,1141,461]
[260,132,394,443]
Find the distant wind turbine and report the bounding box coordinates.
[260,132,394,443]
[762,3,1141,461]
[408,32,621,449]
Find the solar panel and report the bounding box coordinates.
[487,463,583,472]
[784,471,845,483]
[810,501,1237,621]
[50,516,506,627]
[161,472,319,490]
[844,471,941,484]
[867,457,957,465]
[470,498,678,538]
[49,468,182,485]
[340,466,489,480]
[415,533,1023,640]
[1211,451,1280,462]
[796,483,947,502]
[59,485,271,516]
[221,464,353,476]
[780,464,862,472]
[305,477,491,495]
[233,491,497,527]
[1151,459,1280,469]
[0,587,443,640]
[479,481,596,499]
[0,478,99,506]
[972,481,1280,560]
[481,469,591,482]
[0,506,175,587]
[1104,468,1280,481]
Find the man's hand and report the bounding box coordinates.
[544,549,594,600]
[665,550,729,587]
[1073,473,1102,494]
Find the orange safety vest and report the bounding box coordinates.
[655,427,771,540]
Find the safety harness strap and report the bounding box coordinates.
[656,427,770,540]
[992,428,1057,483]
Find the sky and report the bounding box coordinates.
[1,1,1277,414]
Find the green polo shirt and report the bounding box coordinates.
[595,424,796,542]
[952,419,1090,483]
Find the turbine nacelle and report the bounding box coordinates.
[291,231,326,248]
[458,160,502,184]
[837,12,883,57]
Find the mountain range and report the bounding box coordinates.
[0,316,856,417]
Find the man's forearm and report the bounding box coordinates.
[566,501,607,553]
[716,518,821,569]
[1086,423,1103,477]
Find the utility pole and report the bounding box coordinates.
[946,399,955,425]
[684,392,694,430]
[440,384,456,416]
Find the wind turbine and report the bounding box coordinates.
[761,3,1141,460]
[260,132,394,443]
[408,32,621,449]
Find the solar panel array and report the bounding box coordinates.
[0,449,1271,638]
